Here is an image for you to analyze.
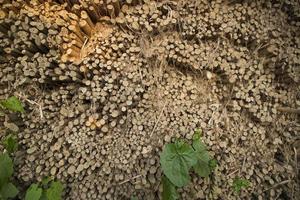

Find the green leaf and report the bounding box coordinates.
[192,135,207,153]
[192,134,213,177]
[209,159,218,170]
[41,177,52,187]
[130,196,138,200]
[162,176,178,200]
[40,192,47,200]
[25,184,42,200]
[0,182,19,199]
[46,181,63,200]
[193,159,211,178]
[0,96,24,113]
[0,153,13,187]
[233,178,250,193]
[193,129,202,139]
[2,135,18,153]
[160,141,197,187]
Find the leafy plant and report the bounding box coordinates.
[192,132,212,178]
[0,153,19,200]
[0,96,24,113]
[160,129,216,200]
[209,159,218,171]
[232,177,250,193]
[160,140,197,187]
[130,196,138,200]
[45,181,64,200]
[25,178,64,200]
[0,98,64,199]
[162,176,178,200]
[2,134,18,154]
[25,184,42,200]
[0,96,22,199]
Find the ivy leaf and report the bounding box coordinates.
[0,96,24,113]
[162,176,178,200]
[192,133,212,177]
[46,181,63,200]
[233,178,250,193]
[25,184,42,200]
[192,132,206,153]
[160,141,197,187]
[0,153,13,187]
[0,182,19,199]
[193,159,211,177]
[3,135,18,153]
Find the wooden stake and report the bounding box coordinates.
[107,4,115,19]
[79,19,92,36]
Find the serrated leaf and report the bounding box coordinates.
[0,153,13,187]
[192,135,210,163]
[192,134,213,177]
[0,96,24,113]
[192,136,206,153]
[160,141,197,187]
[46,181,63,200]
[162,176,178,200]
[233,178,250,193]
[0,182,19,199]
[193,158,211,177]
[3,135,18,154]
[25,184,42,200]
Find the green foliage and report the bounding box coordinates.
[25,184,42,200]
[2,134,18,154]
[0,96,24,113]
[160,129,217,200]
[45,181,64,200]
[0,153,13,187]
[0,98,21,199]
[233,177,250,193]
[41,177,52,187]
[0,97,64,200]
[0,153,19,200]
[192,132,215,177]
[162,176,178,200]
[0,137,63,200]
[130,196,138,200]
[209,159,218,170]
[194,129,202,137]
[25,180,63,200]
[160,140,197,187]
[0,182,19,199]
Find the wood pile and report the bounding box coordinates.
[0,0,299,199]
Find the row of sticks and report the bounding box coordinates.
[38,0,152,21]
[57,0,153,62]
[0,0,127,23]
[0,0,159,62]
[0,0,160,22]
